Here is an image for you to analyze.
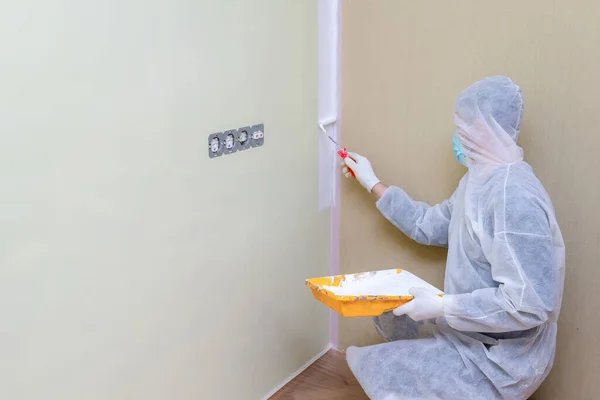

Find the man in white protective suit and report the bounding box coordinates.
[341,76,565,400]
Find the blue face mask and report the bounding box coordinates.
[452,132,467,166]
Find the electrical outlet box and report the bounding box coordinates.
[222,129,237,155]
[236,126,252,151]
[250,123,265,148]
[208,123,264,159]
[208,132,224,158]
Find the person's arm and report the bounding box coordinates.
[443,183,561,333]
[376,185,455,247]
[343,153,455,247]
[371,182,388,200]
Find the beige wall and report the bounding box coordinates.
[341,0,600,398]
[0,1,329,399]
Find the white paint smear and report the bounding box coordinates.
[323,269,441,296]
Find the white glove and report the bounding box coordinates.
[341,152,380,192]
[393,287,444,321]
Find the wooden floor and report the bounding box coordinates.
[270,349,368,400]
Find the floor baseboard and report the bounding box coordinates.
[261,343,333,400]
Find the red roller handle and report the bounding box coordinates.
[337,148,356,179]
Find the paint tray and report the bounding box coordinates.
[305,268,442,318]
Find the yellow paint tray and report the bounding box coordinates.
[306,268,440,317]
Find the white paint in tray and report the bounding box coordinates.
[323,269,441,296]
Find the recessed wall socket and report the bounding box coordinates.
[208,132,224,158]
[222,129,237,155]
[236,126,252,151]
[250,123,265,148]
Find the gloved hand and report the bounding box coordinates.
[341,152,381,192]
[393,287,444,321]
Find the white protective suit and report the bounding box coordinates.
[346,76,565,400]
